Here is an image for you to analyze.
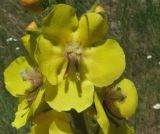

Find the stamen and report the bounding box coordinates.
[103,101,124,120]
[63,43,82,80]
[106,113,120,127]
[26,94,37,103]
[74,59,81,81]
[20,69,43,103]
[102,101,120,127]
[63,60,71,79]
[116,88,127,101]
[26,89,39,104]
[106,87,127,101]
[21,69,42,89]
[75,72,81,81]
[103,87,128,126]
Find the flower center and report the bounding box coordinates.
[103,87,126,126]
[63,43,83,80]
[21,69,42,103]
[105,87,127,102]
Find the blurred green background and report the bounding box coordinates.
[0,0,160,133]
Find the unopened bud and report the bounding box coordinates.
[95,5,105,13]
[19,0,49,13]
[26,21,38,31]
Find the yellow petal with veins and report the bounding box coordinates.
[94,92,110,134]
[35,36,64,85]
[73,12,108,46]
[21,34,38,66]
[12,87,45,129]
[94,92,135,134]
[45,63,94,112]
[49,119,73,134]
[11,98,30,129]
[42,4,78,44]
[4,56,32,96]
[83,39,125,87]
[30,110,73,134]
[110,79,138,119]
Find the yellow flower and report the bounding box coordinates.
[34,4,125,112]
[4,56,45,129]
[94,79,138,134]
[29,110,73,134]
[104,79,138,119]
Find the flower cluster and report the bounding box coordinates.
[4,4,138,134]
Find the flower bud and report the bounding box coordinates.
[26,21,38,31]
[95,5,105,13]
[19,0,48,13]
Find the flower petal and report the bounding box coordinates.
[22,34,34,56]
[42,4,78,44]
[35,36,64,85]
[109,79,138,119]
[45,64,94,112]
[82,39,125,87]
[12,98,30,129]
[94,92,135,134]
[4,56,32,96]
[29,87,45,116]
[73,12,108,46]
[94,92,110,134]
[21,34,38,66]
[11,87,45,129]
[109,122,134,134]
[22,34,31,54]
[30,110,73,134]
[49,119,73,134]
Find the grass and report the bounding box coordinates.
[0,0,160,133]
[112,0,160,133]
